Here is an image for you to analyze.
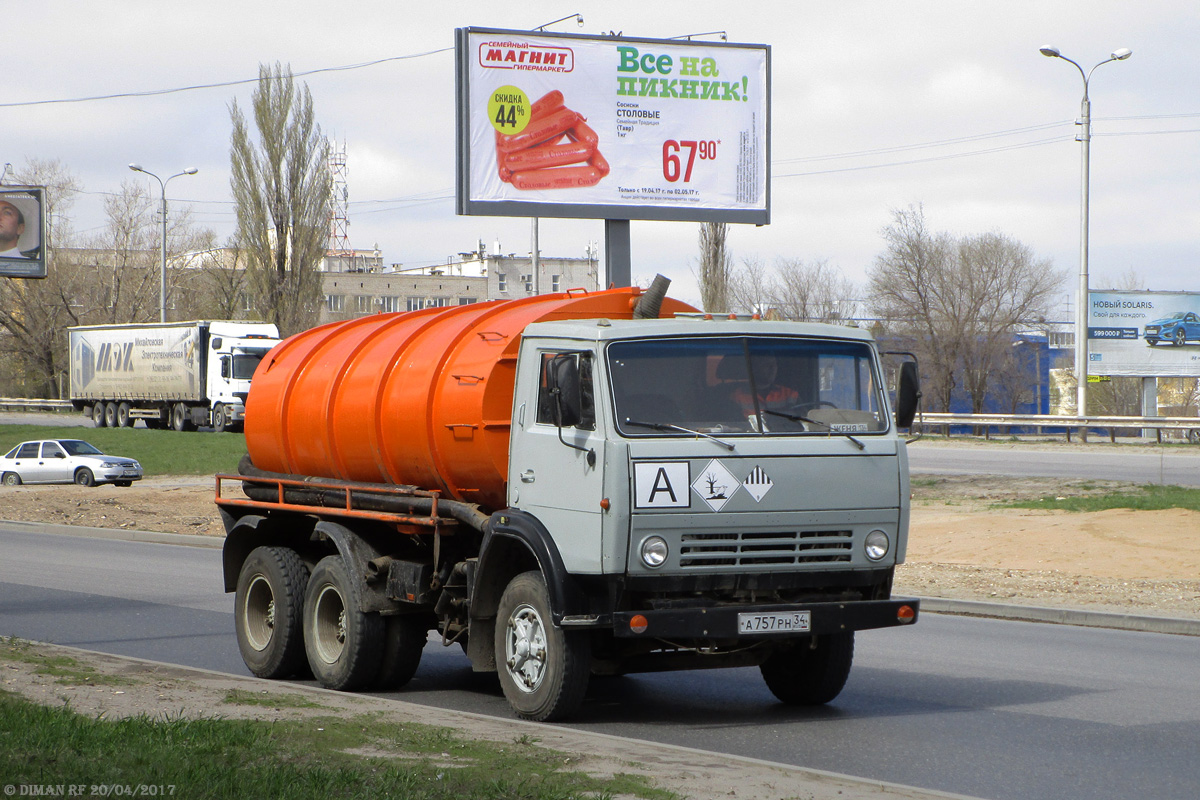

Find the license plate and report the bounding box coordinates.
[737,611,811,634]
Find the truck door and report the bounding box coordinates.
[507,350,606,573]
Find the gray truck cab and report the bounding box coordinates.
[493,315,918,718]
[509,316,911,583]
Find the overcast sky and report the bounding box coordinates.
[4,1,1197,312]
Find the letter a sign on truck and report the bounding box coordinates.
[455,27,770,224]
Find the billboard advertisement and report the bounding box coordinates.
[0,186,47,278]
[1088,290,1200,377]
[455,28,770,224]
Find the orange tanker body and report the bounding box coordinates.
[219,276,923,723]
[243,286,695,512]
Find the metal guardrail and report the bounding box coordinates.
[0,397,73,412]
[917,412,1200,443]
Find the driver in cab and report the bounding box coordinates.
[730,354,798,422]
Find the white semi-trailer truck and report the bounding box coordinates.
[68,320,280,432]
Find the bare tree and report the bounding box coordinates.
[868,205,1065,413]
[727,256,772,315]
[771,258,858,322]
[697,222,730,313]
[230,62,331,336]
[867,206,960,410]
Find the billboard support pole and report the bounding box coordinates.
[605,219,630,288]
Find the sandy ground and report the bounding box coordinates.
[2,467,1199,800]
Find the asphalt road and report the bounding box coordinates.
[908,443,1200,486]
[2,526,1198,800]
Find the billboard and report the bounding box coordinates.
[0,186,47,278]
[1088,290,1200,377]
[455,28,770,224]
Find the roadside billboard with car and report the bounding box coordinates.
[1088,290,1200,377]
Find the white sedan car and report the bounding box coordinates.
[1,439,143,487]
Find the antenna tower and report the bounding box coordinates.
[328,139,351,257]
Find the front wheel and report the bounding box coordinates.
[303,555,383,691]
[1175,329,1187,346]
[213,404,227,433]
[760,632,854,706]
[73,468,96,487]
[495,570,590,721]
[235,546,310,679]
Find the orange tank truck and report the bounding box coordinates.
[218,276,923,723]
[243,286,695,511]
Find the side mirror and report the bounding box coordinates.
[53,452,66,459]
[895,360,921,428]
[220,356,231,379]
[548,354,583,428]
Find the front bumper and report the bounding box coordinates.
[612,597,918,639]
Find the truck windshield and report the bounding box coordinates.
[231,351,269,380]
[608,336,886,437]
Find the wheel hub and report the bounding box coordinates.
[505,604,547,692]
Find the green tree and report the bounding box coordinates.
[229,62,330,336]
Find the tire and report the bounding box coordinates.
[303,555,384,691]
[760,632,855,706]
[74,468,96,487]
[495,570,590,722]
[116,402,132,428]
[213,404,227,433]
[235,546,311,679]
[1175,329,1187,347]
[171,403,191,432]
[374,615,427,690]
[2,472,21,487]
[102,402,117,428]
[91,404,107,427]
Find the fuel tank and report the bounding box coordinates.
[244,285,695,510]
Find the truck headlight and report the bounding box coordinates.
[640,536,668,568]
[864,530,890,561]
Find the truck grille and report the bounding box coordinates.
[679,530,853,568]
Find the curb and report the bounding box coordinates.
[0,519,223,549]
[917,596,1200,637]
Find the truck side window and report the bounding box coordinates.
[536,352,595,430]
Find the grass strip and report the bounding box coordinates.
[0,693,675,800]
[997,484,1200,513]
[0,424,247,477]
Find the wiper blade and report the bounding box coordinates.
[762,409,865,450]
[624,419,735,451]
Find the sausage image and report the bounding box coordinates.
[529,90,564,120]
[496,107,580,153]
[511,165,604,191]
[491,92,607,190]
[567,118,600,147]
[504,140,595,172]
[589,149,610,178]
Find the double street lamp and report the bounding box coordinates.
[1039,45,1131,418]
[128,163,198,323]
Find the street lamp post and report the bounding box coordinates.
[1039,45,1131,419]
[128,164,198,323]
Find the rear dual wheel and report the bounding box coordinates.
[235,546,311,679]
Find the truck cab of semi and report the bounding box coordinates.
[205,322,281,432]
